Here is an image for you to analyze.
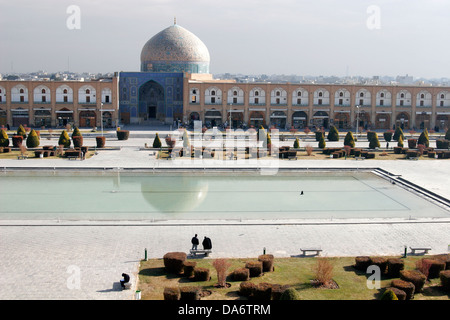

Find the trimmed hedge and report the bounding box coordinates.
[387,287,408,300]
[230,268,250,281]
[117,130,130,140]
[239,281,256,297]
[407,139,417,149]
[315,131,324,142]
[183,261,196,278]
[245,261,263,277]
[258,254,274,272]
[387,258,405,278]
[440,270,450,292]
[163,252,187,274]
[72,136,83,148]
[370,257,388,274]
[0,129,9,147]
[12,136,23,148]
[422,259,445,279]
[96,136,106,148]
[26,130,40,148]
[400,270,427,293]
[193,267,210,281]
[327,126,339,141]
[391,279,415,300]
[163,287,180,300]
[252,282,272,300]
[355,256,371,271]
[433,254,450,270]
[153,133,162,148]
[436,139,449,149]
[58,130,71,148]
[380,288,398,300]
[179,286,200,300]
[271,284,290,300]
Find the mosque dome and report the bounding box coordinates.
[140,22,210,73]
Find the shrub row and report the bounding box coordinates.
[354,256,404,277]
[239,282,295,300]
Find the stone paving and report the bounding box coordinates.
[0,128,449,299]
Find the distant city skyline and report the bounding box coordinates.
[1,0,449,78]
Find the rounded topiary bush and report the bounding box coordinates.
[117,130,130,140]
[436,139,449,149]
[72,127,82,138]
[179,286,200,300]
[271,284,290,300]
[439,270,450,292]
[163,252,187,274]
[380,288,399,300]
[387,258,405,278]
[16,125,27,139]
[258,254,274,273]
[230,268,250,281]
[193,267,210,281]
[183,261,196,278]
[369,133,380,149]
[370,257,388,274]
[355,256,371,271]
[315,131,323,142]
[72,136,83,148]
[391,279,415,300]
[418,130,429,148]
[318,134,326,149]
[58,130,71,148]
[344,131,355,148]
[163,287,180,300]
[293,137,300,149]
[12,135,23,148]
[327,126,339,141]
[400,270,427,293]
[383,131,393,142]
[96,136,106,148]
[280,287,301,300]
[393,127,404,141]
[26,129,40,148]
[433,254,450,270]
[0,129,9,147]
[252,282,272,301]
[245,261,263,278]
[408,139,417,149]
[239,281,256,297]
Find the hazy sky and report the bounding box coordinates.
[1,0,449,78]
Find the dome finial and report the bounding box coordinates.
[174,17,177,25]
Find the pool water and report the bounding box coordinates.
[0,170,448,220]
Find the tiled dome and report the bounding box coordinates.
[140,24,210,73]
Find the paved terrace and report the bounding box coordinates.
[0,128,449,299]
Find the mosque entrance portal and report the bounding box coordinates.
[139,80,165,120]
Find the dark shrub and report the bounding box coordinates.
[16,125,27,139]
[245,261,263,277]
[407,139,417,149]
[315,131,324,142]
[193,267,210,281]
[153,133,162,148]
[96,136,106,148]
[0,129,9,147]
[327,126,339,141]
[280,287,301,300]
[344,132,355,147]
[179,286,200,300]
[433,254,450,270]
[183,261,196,278]
[366,152,375,159]
[354,149,362,157]
[258,254,274,272]
[391,279,415,300]
[117,130,129,140]
[230,268,250,281]
[406,150,419,159]
[12,135,23,148]
[422,259,445,279]
[383,131,393,142]
[369,133,380,149]
[72,136,83,148]
[71,127,82,139]
[387,258,404,278]
[393,146,402,154]
[239,281,256,297]
[271,284,290,300]
[417,130,429,148]
[397,135,404,147]
[393,127,404,141]
[355,256,371,271]
[436,139,449,149]
[252,282,272,300]
[370,257,388,274]
[163,252,187,274]
[367,131,376,141]
[440,270,450,292]
[400,270,427,293]
[163,287,180,300]
[318,134,326,149]
[428,151,436,158]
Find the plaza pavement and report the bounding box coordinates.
[0,127,449,300]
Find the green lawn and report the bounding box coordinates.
[138,255,449,300]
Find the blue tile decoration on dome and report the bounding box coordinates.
[140,24,210,73]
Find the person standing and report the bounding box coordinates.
[202,236,212,250]
[191,234,199,250]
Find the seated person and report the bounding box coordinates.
[120,273,130,289]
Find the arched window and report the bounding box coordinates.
[233,91,238,96]
[276,91,280,96]
[20,89,24,94]
[319,92,323,97]
[41,89,46,94]
[339,92,344,97]
[400,93,405,98]
[86,89,90,94]
[297,91,302,97]
[441,94,445,99]
[211,90,216,96]
[420,94,425,99]
[255,91,259,96]
[381,93,384,98]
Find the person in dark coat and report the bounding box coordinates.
[191,234,199,250]
[120,273,130,289]
[202,236,212,250]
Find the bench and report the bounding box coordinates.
[17,155,28,160]
[190,249,212,257]
[409,247,431,254]
[300,248,322,256]
[355,157,365,161]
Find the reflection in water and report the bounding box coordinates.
[140,176,209,215]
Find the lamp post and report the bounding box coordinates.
[355,105,360,137]
[100,102,104,137]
